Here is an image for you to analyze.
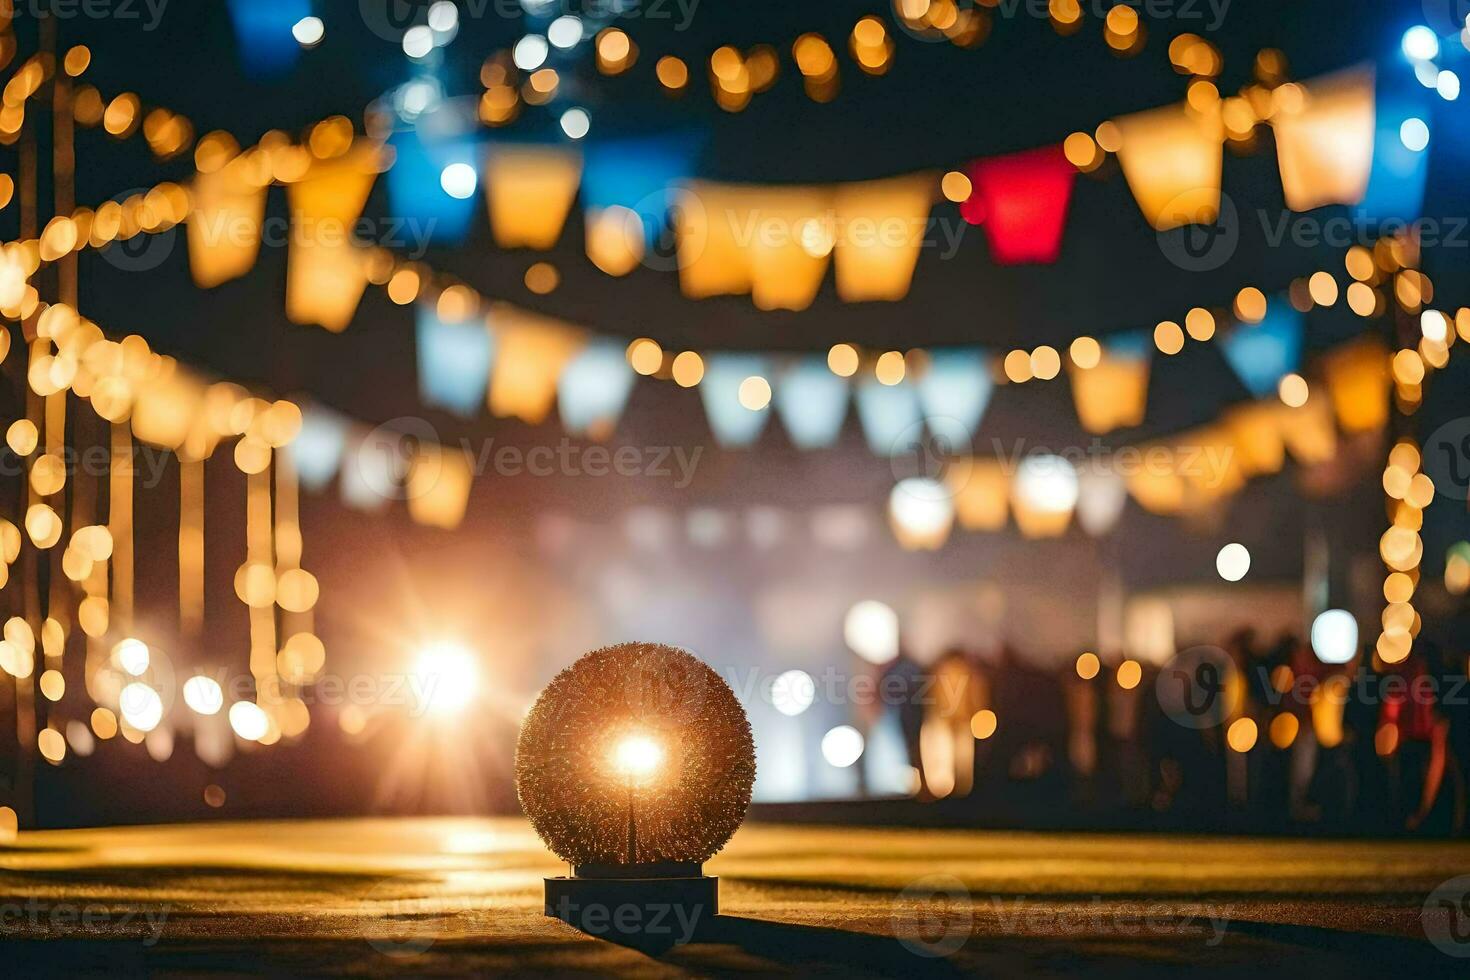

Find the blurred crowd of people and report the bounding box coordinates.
[870,631,1470,835]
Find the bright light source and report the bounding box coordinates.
[403,25,435,59]
[1439,69,1461,100]
[413,641,480,715]
[613,734,663,779]
[1311,608,1359,664]
[1400,117,1430,152]
[771,669,816,716]
[439,162,477,199]
[844,600,899,665]
[229,701,270,741]
[821,725,864,767]
[427,1,459,33]
[292,16,324,48]
[548,15,583,49]
[119,682,163,732]
[1216,542,1251,582]
[183,675,224,715]
[114,637,150,676]
[560,107,590,139]
[513,34,549,70]
[1403,25,1440,61]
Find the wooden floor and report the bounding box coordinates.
[2,817,1470,976]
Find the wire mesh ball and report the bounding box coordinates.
[516,642,756,868]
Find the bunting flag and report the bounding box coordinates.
[416,306,494,417]
[385,120,483,244]
[1220,300,1303,397]
[1178,425,1245,509]
[748,186,834,311]
[406,443,475,530]
[289,404,349,492]
[583,134,701,245]
[187,156,268,288]
[855,379,922,456]
[1011,454,1078,538]
[1068,331,1151,433]
[1359,72,1431,222]
[699,354,771,447]
[1126,456,1186,514]
[226,0,310,78]
[341,430,399,512]
[1278,398,1338,465]
[1076,464,1127,536]
[1271,67,1376,212]
[557,338,636,438]
[285,143,380,331]
[774,356,849,449]
[1224,402,1285,476]
[583,135,700,277]
[832,174,934,302]
[916,348,991,448]
[487,305,587,424]
[484,143,583,249]
[1322,338,1390,433]
[585,207,646,277]
[675,181,759,298]
[888,478,955,551]
[1113,101,1224,229]
[945,457,1008,531]
[961,145,1076,264]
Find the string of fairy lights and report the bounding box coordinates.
[0,33,328,832]
[480,0,1164,124]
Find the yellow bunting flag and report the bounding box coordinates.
[285,142,382,331]
[187,156,269,288]
[675,181,758,298]
[487,304,588,424]
[484,145,582,249]
[748,186,834,312]
[585,206,645,277]
[1278,398,1338,465]
[1113,102,1224,229]
[1126,455,1186,514]
[1322,337,1390,433]
[1223,401,1285,477]
[1068,350,1150,434]
[832,173,934,302]
[1270,67,1376,212]
[945,456,1008,531]
[407,442,475,530]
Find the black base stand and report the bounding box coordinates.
[544,874,717,950]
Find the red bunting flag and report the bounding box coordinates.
[960,145,1076,265]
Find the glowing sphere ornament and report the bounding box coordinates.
[516,642,755,943]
